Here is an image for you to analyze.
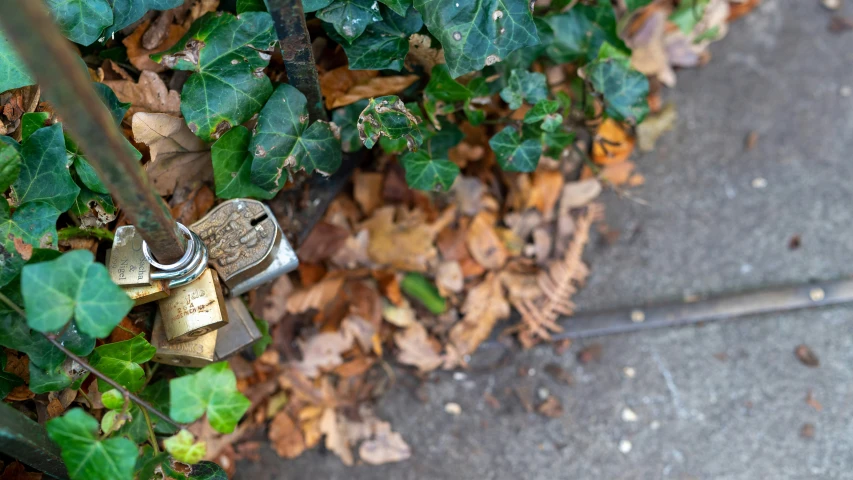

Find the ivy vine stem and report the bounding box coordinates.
[0,291,183,431]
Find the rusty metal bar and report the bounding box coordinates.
[0,402,69,479]
[552,278,853,340]
[264,0,327,122]
[0,0,187,263]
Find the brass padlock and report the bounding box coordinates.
[214,297,264,360]
[105,249,169,305]
[150,309,217,368]
[108,226,153,287]
[157,268,228,342]
[191,199,298,296]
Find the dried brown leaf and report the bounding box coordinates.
[353,170,384,216]
[394,322,443,372]
[406,33,445,72]
[360,206,454,272]
[104,71,181,117]
[560,180,602,214]
[358,423,411,465]
[292,329,354,378]
[269,411,306,458]
[286,275,345,314]
[123,19,187,73]
[526,170,564,219]
[132,112,211,196]
[297,222,350,263]
[449,272,510,357]
[320,66,419,109]
[465,212,508,270]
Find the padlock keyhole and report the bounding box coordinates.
[250,213,268,227]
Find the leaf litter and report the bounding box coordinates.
[0,0,759,472]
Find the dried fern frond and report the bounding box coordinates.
[513,204,603,346]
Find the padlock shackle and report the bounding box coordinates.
[0,0,188,264]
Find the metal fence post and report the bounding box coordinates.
[0,0,188,264]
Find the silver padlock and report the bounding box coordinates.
[191,199,298,296]
[213,297,264,360]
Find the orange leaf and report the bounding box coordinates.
[592,119,635,165]
[319,66,419,109]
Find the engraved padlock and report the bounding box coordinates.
[191,199,298,296]
[157,267,229,342]
[108,226,152,287]
[105,249,170,305]
[214,297,264,361]
[150,309,217,368]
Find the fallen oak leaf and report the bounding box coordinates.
[123,19,188,73]
[104,71,181,117]
[292,329,354,378]
[268,411,306,458]
[285,275,345,314]
[465,211,508,270]
[132,112,211,196]
[320,66,419,109]
[358,422,411,465]
[359,205,456,272]
[448,272,510,357]
[394,322,443,372]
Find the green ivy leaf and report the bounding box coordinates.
[331,100,369,153]
[151,12,276,142]
[0,201,60,289]
[573,0,628,53]
[169,362,250,433]
[670,0,710,33]
[88,335,156,392]
[102,389,125,410]
[141,379,178,435]
[423,64,473,127]
[47,409,137,480]
[524,99,562,132]
[0,350,23,398]
[29,361,71,393]
[136,446,189,480]
[45,0,113,46]
[20,112,49,142]
[583,58,649,124]
[164,430,207,465]
[317,0,382,43]
[500,69,547,110]
[358,95,423,150]
[249,84,342,191]
[93,83,131,124]
[326,5,422,71]
[189,462,228,480]
[21,250,133,338]
[252,317,271,357]
[421,119,463,158]
[211,126,274,200]
[12,124,79,211]
[0,287,92,372]
[0,139,21,193]
[0,32,33,92]
[380,0,411,16]
[489,125,540,172]
[237,0,267,12]
[303,0,335,12]
[400,151,459,191]
[413,0,540,78]
[108,0,184,37]
[543,10,606,63]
